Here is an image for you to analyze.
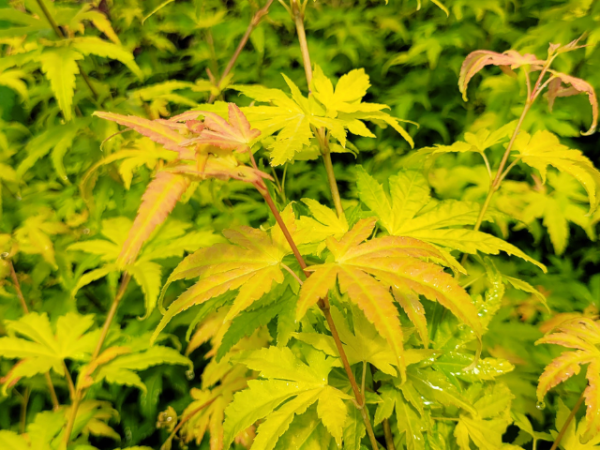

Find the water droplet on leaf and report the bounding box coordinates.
[536,401,546,410]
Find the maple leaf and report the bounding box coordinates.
[118,171,191,268]
[152,225,289,343]
[180,103,261,152]
[296,218,482,379]
[295,306,437,377]
[356,167,547,271]
[223,347,350,450]
[547,71,598,136]
[519,172,596,255]
[311,65,415,147]
[0,312,98,392]
[536,317,600,443]
[93,111,196,159]
[459,49,545,101]
[513,130,600,212]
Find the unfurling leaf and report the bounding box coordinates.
[93,112,195,159]
[547,71,598,136]
[181,103,261,152]
[459,49,544,101]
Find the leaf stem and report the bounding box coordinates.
[9,259,60,410]
[20,387,29,433]
[208,0,275,102]
[320,298,381,450]
[91,272,132,360]
[383,419,396,450]
[471,100,531,233]
[321,139,344,217]
[550,392,586,450]
[61,272,131,449]
[9,260,30,313]
[291,1,345,219]
[253,173,381,450]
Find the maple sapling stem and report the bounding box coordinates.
[20,387,29,433]
[9,259,60,410]
[62,272,132,449]
[9,260,29,314]
[292,0,313,86]
[208,0,275,102]
[92,272,132,360]
[383,419,396,450]
[550,392,585,450]
[321,140,345,217]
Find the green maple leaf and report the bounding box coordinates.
[223,346,350,450]
[0,312,98,391]
[230,66,413,165]
[68,217,218,317]
[519,172,596,255]
[514,130,600,212]
[356,166,546,272]
[294,305,436,377]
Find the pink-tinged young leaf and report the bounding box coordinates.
[554,318,600,344]
[393,287,429,347]
[458,50,545,101]
[93,112,195,159]
[118,171,190,268]
[168,157,272,186]
[536,350,593,402]
[582,359,600,443]
[182,103,261,152]
[547,72,598,135]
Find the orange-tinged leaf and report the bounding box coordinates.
[168,156,272,185]
[356,257,483,336]
[536,350,592,401]
[296,264,338,321]
[326,218,377,259]
[93,112,195,159]
[182,103,261,152]
[393,287,429,347]
[153,227,286,342]
[459,50,544,101]
[118,171,190,268]
[548,71,598,136]
[582,359,600,443]
[340,234,453,268]
[337,265,406,380]
[535,332,597,353]
[224,265,285,322]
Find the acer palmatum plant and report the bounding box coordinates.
[0,1,599,450]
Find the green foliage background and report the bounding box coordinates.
[0,0,599,449]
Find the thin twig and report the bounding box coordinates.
[61,272,132,449]
[20,388,30,434]
[208,0,275,102]
[550,393,585,450]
